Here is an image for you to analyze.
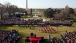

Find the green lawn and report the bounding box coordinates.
[0,23,76,43]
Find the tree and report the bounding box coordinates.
[4,2,20,17]
[65,5,74,17]
[58,5,73,19]
[9,5,18,16]
[0,3,6,20]
[18,8,27,17]
[59,10,68,19]
[0,2,27,19]
[74,11,76,16]
[53,12,60,18]
[4,2,12,17]
[69,14,75,18]
[69,8,74,14]
[44,8,54,18]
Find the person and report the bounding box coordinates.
[33,34,36,38]
[38,40,40,43]
[48,35,51,40]
[30,33,34,37]
[29,25,32,29]
[30,40,32,43]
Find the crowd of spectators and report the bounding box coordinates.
[25,33,63,43]
[1,17,26,25]
[27,18,43,25]
[0,17,73,26]
[25,31,76,43]
[48,37,63,43]
[61,31,76,43]
[0,30,20,43]
[49,20,73,26]
[26,19,72,26]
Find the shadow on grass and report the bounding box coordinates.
[0,25,15,30]
[19,32,29,43]
[0,25,8,30]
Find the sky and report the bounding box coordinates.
[0,0,76,9]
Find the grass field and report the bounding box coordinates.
[0,23,76,43]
